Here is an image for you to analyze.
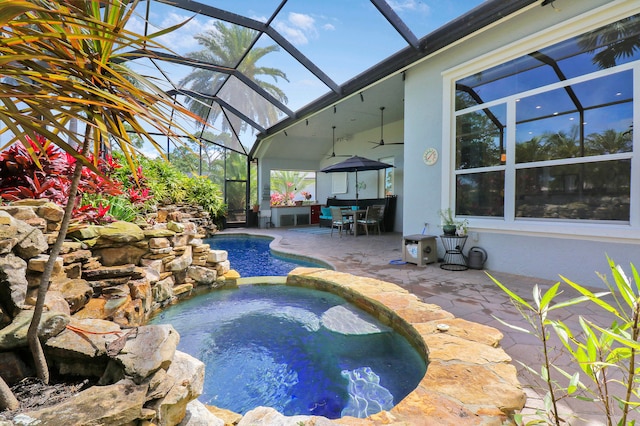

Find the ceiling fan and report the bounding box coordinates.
[326,126,351,159]
[370,106,404,149]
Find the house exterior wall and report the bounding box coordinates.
[403,0,638,288]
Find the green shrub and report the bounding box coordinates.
[137,156,187,204]
[183,175,225,217]
[492,256,640,425]
[113,154,226,219]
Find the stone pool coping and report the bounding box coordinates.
[230,267,525,425]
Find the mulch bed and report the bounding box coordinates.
[1,376,96,421]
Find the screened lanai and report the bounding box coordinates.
[124,0,537,226]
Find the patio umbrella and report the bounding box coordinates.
[320,155,393,207]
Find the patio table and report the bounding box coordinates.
[341,209,366,236]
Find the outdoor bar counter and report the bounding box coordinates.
[270,204,321,227]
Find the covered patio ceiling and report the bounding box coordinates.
[128,0,538,160]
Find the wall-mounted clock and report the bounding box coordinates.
[423,147,438,166]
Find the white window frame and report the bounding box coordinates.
[442,2,640,241]
[378,156,394,197]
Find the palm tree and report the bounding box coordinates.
[577,15,640,69]
[0,0,203,408]
[516,136,548,163]
[179,21,289,131]
[542,127,580,160]
[585,128,632,155]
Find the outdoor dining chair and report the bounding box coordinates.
[330,207,349,237]
[356,204,385,235]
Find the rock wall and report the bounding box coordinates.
[0,200,234,425]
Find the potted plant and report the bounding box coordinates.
[439,208,468,236]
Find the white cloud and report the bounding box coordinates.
[275,23,309,45]
[249,14,269,23]
[125,11,204,52]
[322,23,335,31]
[156,12,205,51]
[289,12,316,33]
[274,12,319,46]
[387,0,431,14]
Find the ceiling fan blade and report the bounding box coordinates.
[370,139,404,149]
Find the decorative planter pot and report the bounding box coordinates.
[294,201,303,206]
[442,225,457,236]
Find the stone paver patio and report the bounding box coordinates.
[219,227,633,425]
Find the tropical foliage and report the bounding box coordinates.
[0,135,226,225]
[0,135,124,222]
[492,257,640,425]
[179,21,288,131]
[577,15,640,69]
[0,0,205,405]
[269,170,313,206]
[135,155,225,218]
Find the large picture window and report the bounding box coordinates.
[453,14,637,222]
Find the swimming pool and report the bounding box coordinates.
[206,234,327,277]
[150,284,426,419]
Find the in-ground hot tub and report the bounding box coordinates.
[150,283,426,419]
[150,266,526,424]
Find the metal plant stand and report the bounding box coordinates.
[439,235,468,271]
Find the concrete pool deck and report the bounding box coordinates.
[220,227,621,425]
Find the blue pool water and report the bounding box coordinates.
[150,285,426,419]
[206,234,325,277]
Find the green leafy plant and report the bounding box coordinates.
[491,257,640,425]
[108,153,226,223]
[438,207,468,235]
[183,175,225,218]
[137,156,189,204]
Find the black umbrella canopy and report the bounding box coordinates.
[320,155,393,173]
[320,156,393,206]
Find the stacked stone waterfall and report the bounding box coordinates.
[0,200,235,425]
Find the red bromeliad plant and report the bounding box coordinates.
[0,135,70,204]
[0,135,125,222]
[72,203,114,225]
[127,187,152,205]
[70,151,124,200]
